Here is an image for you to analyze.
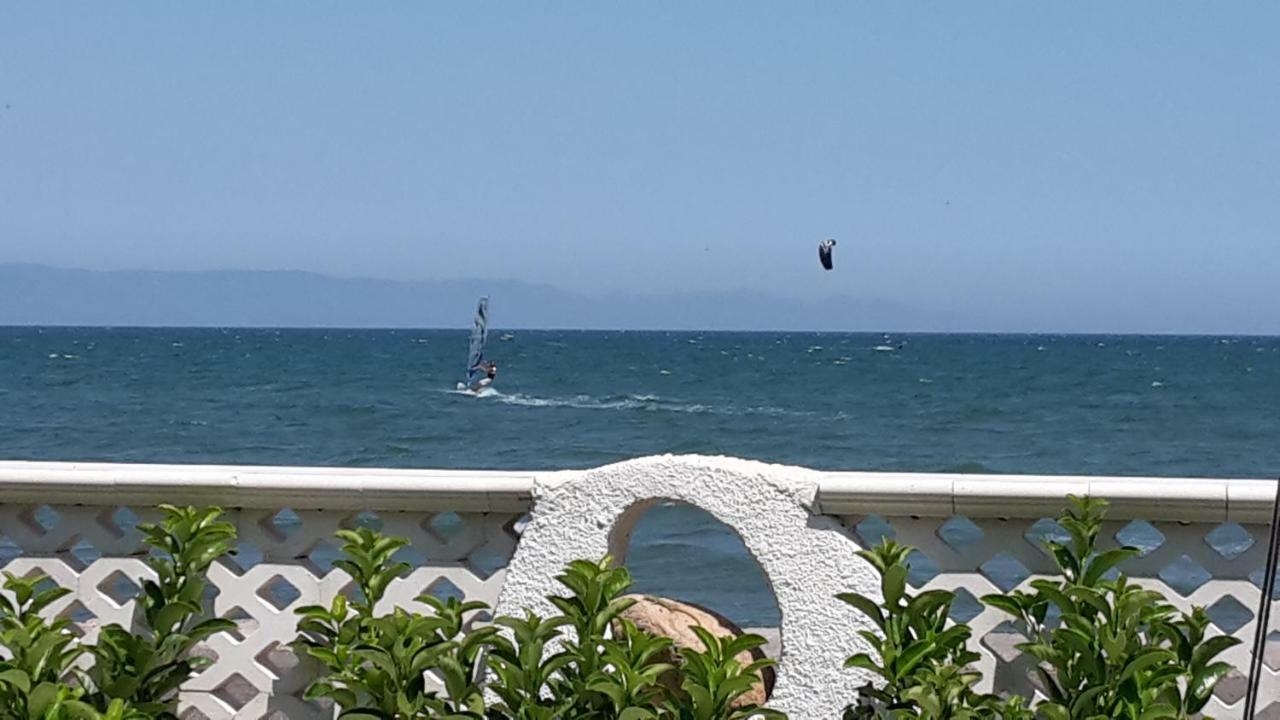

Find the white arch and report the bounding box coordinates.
[495,454,878,718]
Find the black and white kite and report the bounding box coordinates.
[818,239,836,270]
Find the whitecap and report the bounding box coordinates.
[1151,381,1165,388]
[873,345,895,352]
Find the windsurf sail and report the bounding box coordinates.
[463,297,490,388]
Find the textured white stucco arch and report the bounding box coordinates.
[495,454,878,718]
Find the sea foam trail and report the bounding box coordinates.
[454,390,811,418]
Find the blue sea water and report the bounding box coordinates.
[2,327,1278,625]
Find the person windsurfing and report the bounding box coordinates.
[471,360,497,391]
[459,297,497,394]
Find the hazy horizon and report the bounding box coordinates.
[2,4,1277,333]
[3,262,1277,335]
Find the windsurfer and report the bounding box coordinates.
[470,361,497,391]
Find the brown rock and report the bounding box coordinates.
[613,594,775,709]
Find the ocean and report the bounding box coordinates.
[2,327,1278,625]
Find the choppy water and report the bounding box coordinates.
[2,327,1278,625]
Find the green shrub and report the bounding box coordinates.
[83,505,238,718]
[982,496,1239,720]
[292,527,496,718]
[839,496,1240,720]
[837,540,1020,720]
[0,504,237,720]
[0,571,98,719]
[295,530,787,720]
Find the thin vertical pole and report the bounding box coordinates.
[1243,478,1280,719]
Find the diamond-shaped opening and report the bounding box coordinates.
[255,641,302,681]
[949,587,984,624]
[904,549,939,588]
[0,535,21,566]
[61,537,100,571]
[29,572,59,595]
[1204,522,1255,560]
[391,544,427,568]
[339,578,367,606]
[256,576,302,611]
[1250,568,1280,601]
[1258,701,1280,720]
[305,540,342,576]
[110,506,141,536]
[58,601,97,636]
[1211,668,1248,705]
[1264,631,1280,672]
[422,577,465,602]
[212,672,258,711]
[222,541,264,574]
[464,609,494,632]
[262,508,302,540]
[96,570,141,606]
[346,510,383,532]
[202,581,220,614]
[1024,518,1071,555]
[980,620,1028,663]
[465,545,510,581]
[937,516,984,551]
[1205,595,1254,634]
[1158,555,1212,596]
[854,515,895,545]
[1115,519,1165,557]
[506,513,530,539]
[188,643,218,674]
[24,505,61,534]
[221,605,259,642]
[980,552,1031,593]
[425,512,466,543]
[179,708,212,720]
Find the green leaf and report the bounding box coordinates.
[1187,661,1235,713]
[0,668,31,693]
[1191,634,1241,668]
[1137,703,1178,720]
[882,564,907,608]
[843,653,882,674]
[1118,648,1175,685]
[1082,547,1138,586]
[837,593,886,631]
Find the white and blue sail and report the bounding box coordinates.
[463,297,489,389]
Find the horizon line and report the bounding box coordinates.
[1,323,1276,339]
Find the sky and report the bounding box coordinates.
[1,3,1277,332]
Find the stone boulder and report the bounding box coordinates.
[613,594,775,708]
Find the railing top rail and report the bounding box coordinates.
[818,471,1275,523]
[0,460,536,513]
[0,460,1272,523]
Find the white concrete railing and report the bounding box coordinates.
[0,457,1275,718]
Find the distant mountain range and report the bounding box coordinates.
[0,263,962,331]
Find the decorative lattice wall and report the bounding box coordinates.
[840,513,1280,720]
[1,460,1277,719]
[0,503,522,719]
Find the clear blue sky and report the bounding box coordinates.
[1,3,1277,332]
